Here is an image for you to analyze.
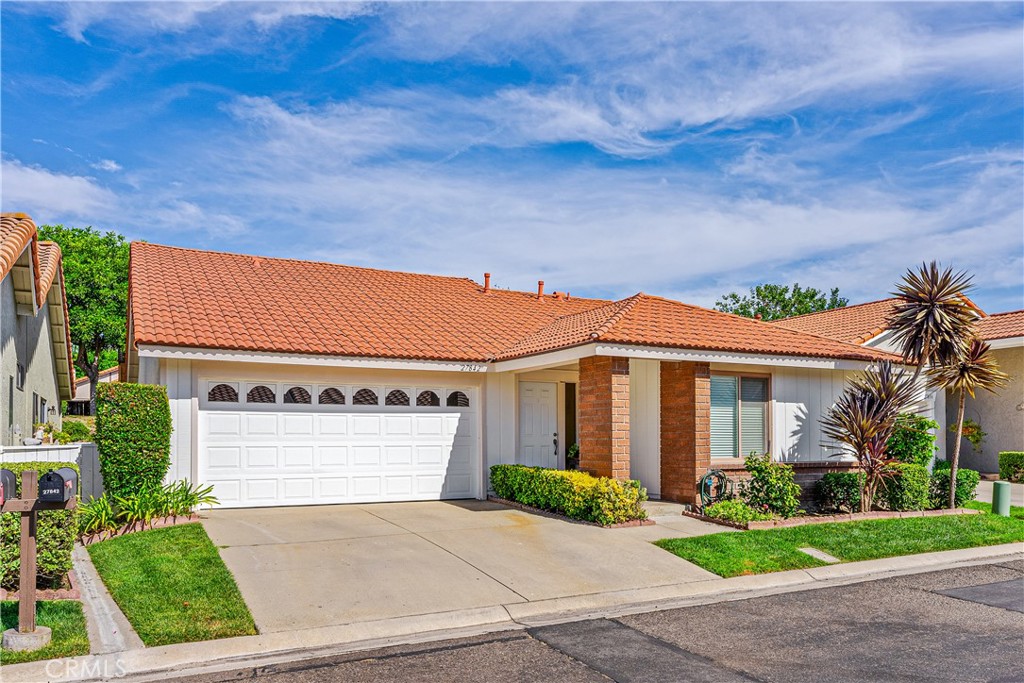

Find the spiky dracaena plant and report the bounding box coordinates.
[822,362,917,512]
[887,262,979,382]
[928,338,1009,508]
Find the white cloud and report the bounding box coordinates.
[44,1,369,42]
[91,159,122,172]
[1,158,118,219]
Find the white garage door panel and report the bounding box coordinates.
[199,387,478,508]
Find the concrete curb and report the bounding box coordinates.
[72,545,144,654]
[5,542,1022,683]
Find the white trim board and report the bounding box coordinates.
[139,342,883,375]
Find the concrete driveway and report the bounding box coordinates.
[202,500,723,633]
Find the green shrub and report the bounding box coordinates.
[95,382,172,498]
[933,460,951,472]
[880,463,930,511]
[704,498,773,524]
[929,468,981,509]
[490,465,647,525]
[999,452,1024,483]
[60,421,93,443]
[740,453,802,518]
[886,414,938,467]
[816,472,864,513]
[0,462,79,590]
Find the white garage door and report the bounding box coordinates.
[198,380,479,508]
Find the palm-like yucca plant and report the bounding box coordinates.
[887,262,979,381]
[928,338,1009,508]
[822,361,917,511]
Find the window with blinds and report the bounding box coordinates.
[710,374,769,458]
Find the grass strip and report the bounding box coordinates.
[87,523,256,646]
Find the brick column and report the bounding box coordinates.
[578,355,630,480]
[660,361,711,504]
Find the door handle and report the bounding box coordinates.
[553,432,558,455]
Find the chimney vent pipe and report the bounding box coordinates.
[483,273,491,293]
[537,280,545,299]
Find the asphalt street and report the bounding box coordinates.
[168,560,1024,683]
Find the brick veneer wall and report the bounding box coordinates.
[578,355,631,479]
[660,361,711,504]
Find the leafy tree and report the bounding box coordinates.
[715,283,847,321]
[38,225,129,414]
[821,361,917,511]
[928,338,1008,508]
[887,262,979,382]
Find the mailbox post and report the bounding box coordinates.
[1,469,77,652]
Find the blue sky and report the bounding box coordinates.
[2,2,1022,312]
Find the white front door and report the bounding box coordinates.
[519,381,558,468]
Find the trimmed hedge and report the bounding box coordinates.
[929,468,981,509]
[95,382,172,498]
[490,465,647,526]
[999,452,1024,483]
[886,413,938,467]
[816,472,864,513]
[0,461,79,590]
[880,463,930,511]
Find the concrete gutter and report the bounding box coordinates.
[6,542,1022,683]
[72,546,144,654]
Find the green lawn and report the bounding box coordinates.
[0,600,90,665]
[657,509,1024,578]
[87,523,256,646]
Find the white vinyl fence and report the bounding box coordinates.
[0,443,104,500]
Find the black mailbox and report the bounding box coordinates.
[38,468,77,503]
[0,469,16,506]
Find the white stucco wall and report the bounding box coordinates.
[1,273,62,446]
[948,344,1024,473]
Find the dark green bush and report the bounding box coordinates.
[95,382,172,498]
[886,413,938,467]
[999,452,1024,483]
[880,463,930,511]
[704,498,773,524]
[933,460,951,472]
[740,453,801,518]
[0,462,79,590]
[490,465,647,525]
[929,468,981,509]
[60,421,93,443]
[816,472,864,513]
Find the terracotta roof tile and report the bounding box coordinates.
[768,299,903,344]
[977,310,1024,341]
[1,213,38,285]
[131,243,901,364]
[502,294,898,362]
[0,213,76,393]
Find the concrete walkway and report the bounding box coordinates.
[200,500,725,634]
[975,479,1024,506]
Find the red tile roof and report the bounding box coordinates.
[129,242,900,364]
[0,213,76,395]
[771,296,1012,346]
[498,294,898,362]
[977,310,1024,341]
[768,299,903,345]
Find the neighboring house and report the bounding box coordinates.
[67,366,119,415]
[0,213,75,446]
[772,300,1024,473]
[125,242,903,509]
